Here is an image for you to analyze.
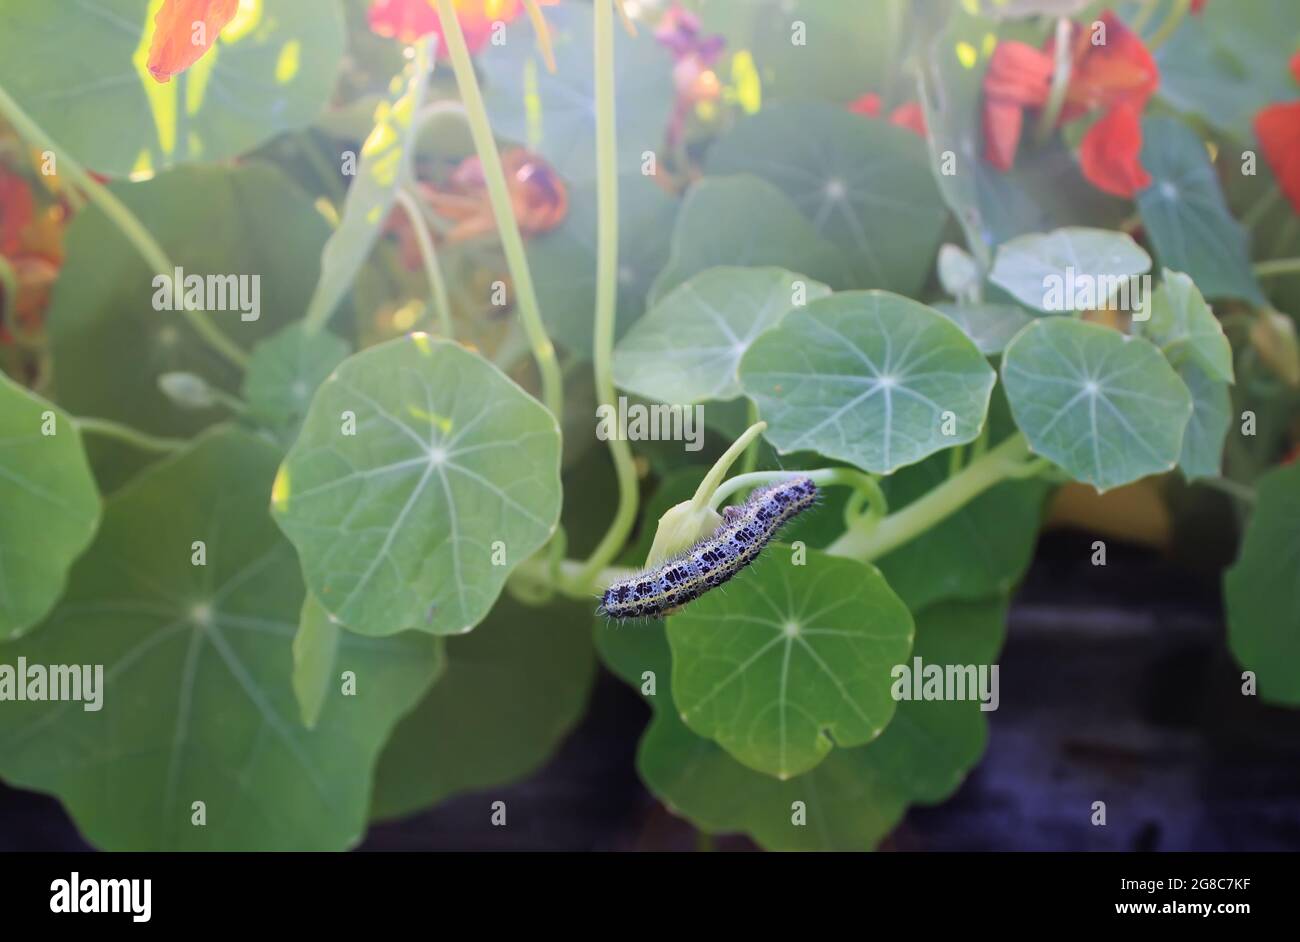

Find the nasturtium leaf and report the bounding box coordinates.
[0,374,100,640]
[1157,0,1300,142]
[242,324,350,441]
[613,267,830,405]
[876,451,1048,611]
[650,175,849,302]
[0,428,441,850]
[1175,359,1230,481]
[988,227,1151,313]
[1002,318,1193,492]
[1225,461,1300,706]
[667,548,913,779]
[937,244,981,301]
[371,594,595,819]
[707,101,948,295]
[1137,116,1265,306]
[1137,269,1235,384]
[480,3,674,184]
[933,302,1035,356]
[528,173,677,358]
[272,335,562,637]
[596,595,1005,850]
[47,163,331,491]
[291,593,342,729]
[0,0,345,177]
[302,50,433,332]
[740,291,997,475]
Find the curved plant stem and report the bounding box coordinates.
[1254,257,1300,279]
[826,433,1046,562]
[434,0,563,421]
[736,399,761,478]
[1147,0,1191,53]
[0,83,249,370]
[520,0,558,72]
[1034,17,1073,145]
[1242,184,1281,231]
[706,466,887,523]
[75,416,187,454]
[394,188,454,338]
[574,0,639,592]
[1199,475,1257,504]
[689,421,766,510]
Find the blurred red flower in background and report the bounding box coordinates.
[368,0,556,54]
[146,0,240,83]
[847,93,928,138]
[982,11,1157,198]
[1254,53,1300,215]
[0,168,65,345]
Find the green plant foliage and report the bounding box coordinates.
[0,0,346,176]
[0,374,100,639]
[371,594,595,819]
[989,227,1151,313]
[1225,461,1300,706]
[1138,270,1235,384]
[650,175,850,300]
[1002,318,1192,492]
[481,3,674,184]
[242,324,350,441]
[1137,116,1265,305]
[667,549,913,778]
[528,172,678,358]
[707,102,948,295]
[614,266,830,404]
[741,291,996,474]
[0,429,441,850]
[933,302,1035,355]
[272,335,562,636]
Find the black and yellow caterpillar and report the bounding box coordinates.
[598,476,818,619]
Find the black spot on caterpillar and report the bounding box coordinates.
[598,476,818,620]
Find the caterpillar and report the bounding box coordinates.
[598,476,818,620]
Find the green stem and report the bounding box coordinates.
[394,188,454,338]
[1147,0,1191,52]
[75,416,187,454]
[1241,183,1281,231]
[434,0,563,421]
[1130,0,1160,33]
[574,0,639,590]
[1199,475,1257,504]
[826,434,1045,561]
[0,83,249,370]
[706,466,887,524]
[1033,17,1073,145]
[1254,257,1300,279]
[736,399,761,478]
[690,421,766,510]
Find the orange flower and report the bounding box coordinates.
[1077,103,1151,198]
[981,10,1157,194]
[848,94,927,138]
[368,0,555,55]
[0,169,65,344]
[146,0,240,83]
[1254,102,1300,215]
[0,170,34,258]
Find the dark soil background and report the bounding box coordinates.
[6,530,1300,852]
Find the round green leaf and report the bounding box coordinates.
[1137,116,1265,305]
[528,173,677,358]
[242,323,350,441]
[1002,318,1193,492]
[271,335,562,636]
[47,163,331,491]
[740,291,997,475]
[371,594,595,819]
[707,101,948,295]
[933,302,1034,356]
[480,3,674,184]
[988,227,1151,313]
[291,592,343,730]
[0,374,101,640]
[0,428,441,850]
[1137,269,1234,383]
[1225,461,1300,706]
[0,0,345,176]
[668,549,913,779]
[650,175,850,302]
[596,595,1005,850]
[614,267,830,405]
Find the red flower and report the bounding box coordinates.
[0,169,33,258]
[848,94,927,138]
[1292,50,1300,86]
[981,10,1157,194]
[368,0,555,55]
[146,0,240,83]
[1077,103,1151,198]
[1191,0,1208,13]
[1255,102,1300,215]
[849,93,882,118]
